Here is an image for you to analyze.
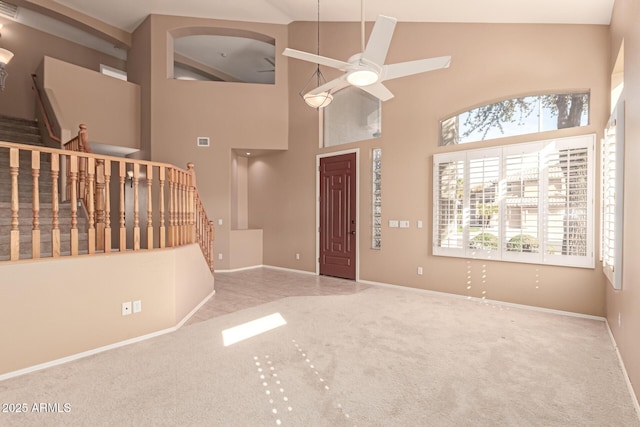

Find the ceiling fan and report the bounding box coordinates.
[258,57,275,73]
[283,14,451,102]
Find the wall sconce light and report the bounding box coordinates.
[126,170,133,188]
[0,25,14,91]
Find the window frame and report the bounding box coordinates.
[439,91,590,146]
[433,134,595,268]
[601,102,625,289]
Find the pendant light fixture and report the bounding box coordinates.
[299,0,332,109]
[0,24,14,91]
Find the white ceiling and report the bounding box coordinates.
[7,0,613,85]
[52,0,615,32]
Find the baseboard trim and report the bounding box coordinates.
[358,279,606,322]
[176,289,216,329]
[217,264,316,276]
[263,265,317,275]
[215,265,264,273]
[0,289,215,383]
[0,327,177,382]
[605,320,640,420]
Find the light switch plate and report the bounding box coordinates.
[417,220,423,229]
[389,220,399,228]
[399,220,410,228]
[133,300,142,314]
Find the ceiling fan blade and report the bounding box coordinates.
[283,48,351,71]
[382,56,451,81]
[308,75,350,96]
[359,82,394,101]
[362,15,397,66]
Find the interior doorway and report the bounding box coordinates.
[318,152,357,280]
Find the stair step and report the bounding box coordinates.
[0,119,93,262]
[0,115,39,126]
[0,230,88,243]
[0,121,40,135]
[0,132,43,146]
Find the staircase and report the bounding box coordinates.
[0,115,87,260]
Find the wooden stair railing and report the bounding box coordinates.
[31,74,62,146]
[0,140,215,271]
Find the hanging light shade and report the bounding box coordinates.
[303,91,333,108]
[0,48,13,92]
[299,63,333,109]
[0,48,13,65]
[298,0,332,109]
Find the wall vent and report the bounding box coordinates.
[0,1,18,19]
[197,137,210,147]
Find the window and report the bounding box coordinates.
[372,148,382,249]
[601,104,624,289]
[601,42,625,290]
[433,134,595,268]
[440,92,590,146]
[324,86,381,147]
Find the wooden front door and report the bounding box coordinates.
[319,153,357,280]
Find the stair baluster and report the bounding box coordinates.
[31,151,40,259]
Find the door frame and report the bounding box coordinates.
[316,148,360,280]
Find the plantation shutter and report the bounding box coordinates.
[433,134,594,268]
[543,137,594,268]
[433,153,465,256]
[467,150,500,258]
[601,104,624,289]
[502,144,542,263]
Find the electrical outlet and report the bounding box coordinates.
[296,253,300,260]
[417,220,423,229]
[122,301,132,316]
[217,218,223,226]
[133,300,142,314]
[417,266,423,275]
[389,220,399,228]
[218,253,223,260]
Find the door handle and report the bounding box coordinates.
[350,230,356,235]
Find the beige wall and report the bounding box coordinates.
[607,0,640,404]
[174,244,217,323]
[129,14,289,270]
[43,56,141,149]
[129,17,152,159]
[229,229,263,270]
[0,17,125,121]
[0,244,213,376]
[250,21,610,316]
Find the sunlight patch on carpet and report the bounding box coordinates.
[222,313,287,346]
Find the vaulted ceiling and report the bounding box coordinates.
[52,0,614,31]
[4,1,616,84]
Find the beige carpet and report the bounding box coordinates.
[0,284,638,426]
